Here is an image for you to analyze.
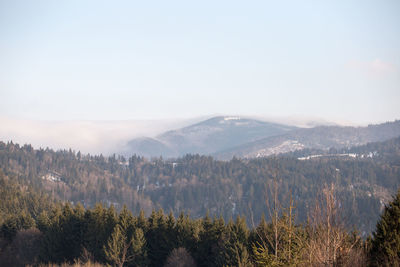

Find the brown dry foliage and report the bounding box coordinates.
[37,261,104,267]
[164,247,196,267]
[0,228,43,267]
[304,184,367,267]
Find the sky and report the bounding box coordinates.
[1,0,400,124]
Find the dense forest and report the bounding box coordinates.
[1,138,400,236]
[1,168,400,266]
[1,138,400,265]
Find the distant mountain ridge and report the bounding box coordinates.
[122,116,296,158]
[282,135,400,160]
[215,120,400,159]
[121,117,400,160]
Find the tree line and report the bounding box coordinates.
[1,140,399,236]
[0,169,399,266]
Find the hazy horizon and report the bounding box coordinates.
[1,1,399,154]
[1,1,399,126]
[1,114,398,156]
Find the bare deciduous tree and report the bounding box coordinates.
[164,247,196,267]
[253,175,304,266]
[305,183,366,267]
[0,228,43,266]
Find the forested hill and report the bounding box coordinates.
[1,139,400,237]
[284,136,400,162]
[215,120,400,159]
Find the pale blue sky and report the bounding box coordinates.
[1,0,399,123]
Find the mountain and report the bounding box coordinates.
[283,136,400,162]
[124,137,175,158]
[122,116,296,158]
[215,120,400,160]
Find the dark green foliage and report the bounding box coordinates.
[370,190,400,266]
[1,140,400,266]
[196,215,227,267]
[84,204,118,262]
[1,140,400,236]
[39,203,87,263]
[0,170,54,227]
[103,222,147,267]
[0,212,35,241]
[0,190,391,267]
[175,212,200,252]
[250,214,305,266]
[146,209,174,266]
[224,216,252,266]
[105,205,147,266]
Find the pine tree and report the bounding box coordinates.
[104,224,127,267]
[0,212,35,241]
[175,212,198,252]
[103,213,147,267]
[146,209,172,266]
[196,215,227,267]
[131,228,148,267]
[224,216,252,266]
[82,203,117,262]
[136,209,148,231]
[370,189,400,266]
[39,205,64,263]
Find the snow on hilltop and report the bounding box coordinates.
[223,116,241,121]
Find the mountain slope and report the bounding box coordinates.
[2,140,400,236]
[123,116,296,158]
[215,120,400,159]
[123,137,175,158]
[284,136,400,161]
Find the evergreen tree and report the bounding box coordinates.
[83,203,111,262]
[104,224,128,267]
[224,216,252,266]
[146,209,171,266]
[175,212,199,252]
[136,209,148,231]
[131,228,148,267]
[370,189,400,266]
[39,205,64,263]
[0,212,35,242]
[196,215,227,267]
[103,208,147,267]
